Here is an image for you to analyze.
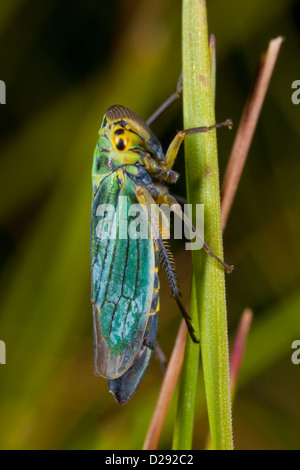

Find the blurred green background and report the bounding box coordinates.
[0,0,300,450]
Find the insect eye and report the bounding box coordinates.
[116,138,127,151]
[113,127,130,152]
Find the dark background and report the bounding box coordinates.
[0,0,300,449]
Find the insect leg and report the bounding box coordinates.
[135,186,199,344]
[163,119,233,176]
[169,193,187,205]
[155,232,199,343]
[155,343,167,374]
[148,184,234,274]
[146,73,183,127]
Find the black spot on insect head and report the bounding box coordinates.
[114,128,125,136]
[116,139,126,151]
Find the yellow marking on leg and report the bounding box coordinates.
[116,168,125,181]
[135,186,170,240]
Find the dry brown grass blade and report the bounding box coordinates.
[221,36,284,231]
[230,308,253,399]
[143,37,283,451]
[142,320,187,450]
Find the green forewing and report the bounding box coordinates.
[91,171,155,379]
